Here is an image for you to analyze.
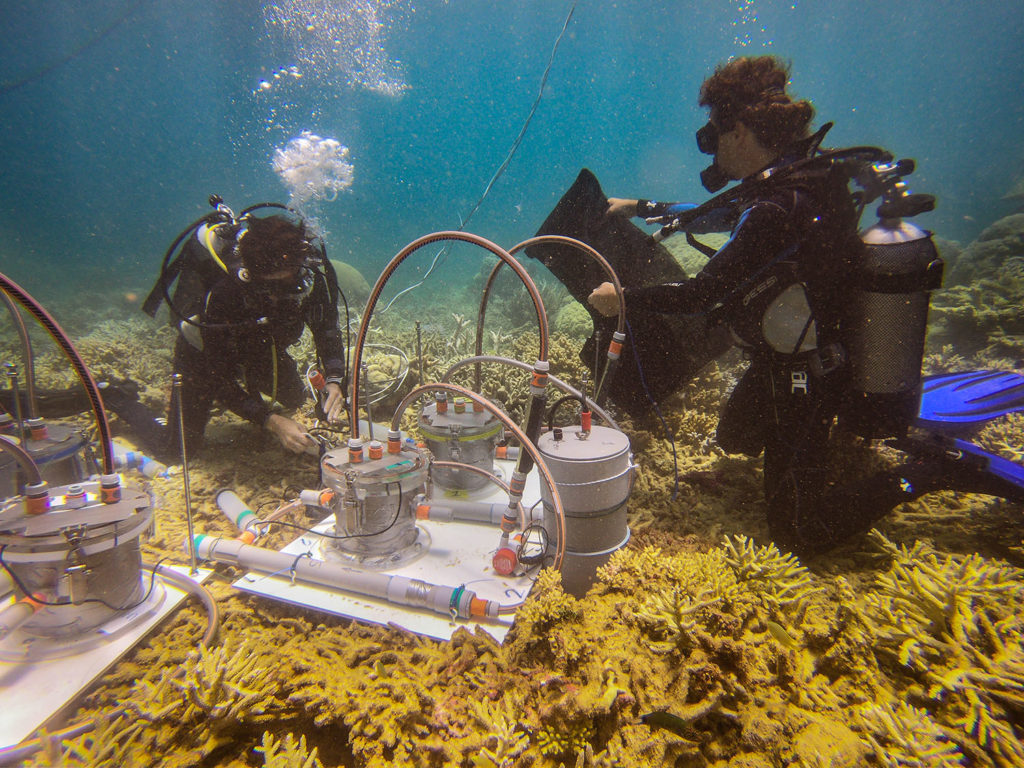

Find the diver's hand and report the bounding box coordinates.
[265,414,314,453]
[606,198,639,217]
[322,382,346,423]
[588,282,621,317]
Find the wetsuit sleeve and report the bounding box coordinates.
[306,274,346,381]
[637,200,736,233]
[624,198,795,315]
[199,288,274,427]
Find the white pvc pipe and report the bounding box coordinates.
[193,534,499,621]
[215,489,257,532]
[415,496,508,525]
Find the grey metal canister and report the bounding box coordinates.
[538,424,633,597]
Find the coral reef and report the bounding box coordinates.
[945,213,1024,286]
[8,212,1024,768]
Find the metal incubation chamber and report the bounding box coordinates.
[319,439,430,569]
[418,393,502,491]
[538,424,633,597]
[0,478,157,654]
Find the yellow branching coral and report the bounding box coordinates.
[854,701,964,767]
[722,534,820,612]
[172,638,278,722]
[255,731,323,768]
[636,586,722,653]
[469,695,530,767]
[865,532,1024,765]
[31,712,147,768]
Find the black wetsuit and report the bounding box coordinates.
[110,232,346,459]
[627,162,944,555]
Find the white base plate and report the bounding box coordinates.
[0,566,213,748]
[233,459,540,643]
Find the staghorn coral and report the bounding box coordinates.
[722,534,821,613]
[469,695,530,768]
[255,731,324,768]
[854,701,964,767]
[864,531,1024,766]
[171,638,278,722]
[635,586,723,653]
[29,712,147,768]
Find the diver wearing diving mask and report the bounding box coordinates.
[107,213,347,457]
[586,56,996,556]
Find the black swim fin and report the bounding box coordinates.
[525,169,731,417]
[915,369,1024,433]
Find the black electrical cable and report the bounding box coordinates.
[0,547,167,612]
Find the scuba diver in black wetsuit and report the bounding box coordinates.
[588,56,1024,556]
[105,205,348,460]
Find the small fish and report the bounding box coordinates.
[766,620,798,649]
[641,711,692,737]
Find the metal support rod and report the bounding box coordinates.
[173,373,197,575]
[4,364,24,437]
[415,320,424,385]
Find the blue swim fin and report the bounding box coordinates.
[892,433,1024,502]
[915,370,1024,432]
[951,438,1024,498]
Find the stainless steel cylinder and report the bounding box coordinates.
[538,425,633,597]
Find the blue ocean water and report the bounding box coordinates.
[1,0,1022,304]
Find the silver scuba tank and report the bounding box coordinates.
[842,219,944,438]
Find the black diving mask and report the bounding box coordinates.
[696,121,719,155]
[251,266,315,303]
[696,121,730,192]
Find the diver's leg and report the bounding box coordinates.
[716,362,769,457]
[273,352,307,410]
[99,382,170,458]
[162,340,214,458]
[245,349,307,411]
[760,357,847,554]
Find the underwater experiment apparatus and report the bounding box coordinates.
[190,228,638,640]
[0,273,217,751]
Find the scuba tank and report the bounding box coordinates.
[841,164,943,439]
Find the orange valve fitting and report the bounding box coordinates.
[388,429,402,454]
[581,410,592,433]
[307,368,326,391]
[368,440,383,460]
[492,546,518,576]
[100,474,122,504]
[24,481,50,515]
[26,418,49,440]
[348,438,364,464]
[435,391,448,414]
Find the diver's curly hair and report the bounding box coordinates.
[236,214,316,276]
[699,56,814,153]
